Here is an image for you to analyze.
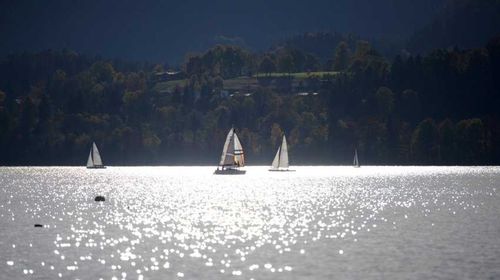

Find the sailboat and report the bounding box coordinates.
[86,142,106,169]
[353,148,360,168]
[214,128,246,175]
[269,135,295,172]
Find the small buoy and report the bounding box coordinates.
[94,196,106,202]
[34,224,43,228]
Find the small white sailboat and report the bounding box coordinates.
[269,135,295,172]
[86,142,106,169]
[353,148,360,168]
[214,128,246,175]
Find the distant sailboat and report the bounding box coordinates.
[269,135,295,172]
[353,148,360,168]
[86,142,106,169]
[214,128,246,175]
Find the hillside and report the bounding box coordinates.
[154,72,339,95]
[1,36,500,165]
[408,0,500,53]
[274,33,359,62]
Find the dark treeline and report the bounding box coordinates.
[276,32,360,64]
[0,36,499,166]
[408,0,500,54]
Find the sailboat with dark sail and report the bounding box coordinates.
[214,128,246,175]
[269,135,295,172]
[353,148,360,168]
[86,142,106,169]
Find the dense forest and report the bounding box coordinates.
[0,34,499,165]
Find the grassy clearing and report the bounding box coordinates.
[153,79,187,93]
[153,71,340,93]
[254,71,339,78]
[222,76,259,91]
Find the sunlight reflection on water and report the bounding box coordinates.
[0,166,499,279]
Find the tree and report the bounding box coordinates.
[304,54,320,72]
[399,89,421,124]
[259,56,276,76]
[411,119,439,163]
[455,119,488,164]
[438,119,455,163]
[333,41,351,71]
[352,40,372,61]
[38,93,53,122]
[18,97,38,133]
[142,127,161,155]
[0,90,6,104]
[270,123,283,148]
[375,87,394,117]
[277,54,295,75]
[90,62,116,84]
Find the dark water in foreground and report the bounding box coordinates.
[0,166,499,279]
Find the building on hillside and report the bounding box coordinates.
[153,70,186,82]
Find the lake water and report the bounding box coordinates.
[0,166,499,279]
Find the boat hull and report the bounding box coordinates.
[269,168,295,172]
[87,166,106,169]
[214,168,246,175]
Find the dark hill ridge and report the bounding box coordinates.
[274,33,360,63]
[278,0,500,60]
[408,0,500,54]
[0,0,443,63]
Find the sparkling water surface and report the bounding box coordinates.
[1,166,499,279]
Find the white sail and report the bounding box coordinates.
[92,142,103,166]
[271,135,289,170]
[353,149,359,167]
[233,133,245,167]
[271,146,280,169]
[218,128,245,168]
[219,128,235,166]
[86,150,93,167]
[214,128,247,174]
[279,136,289,168]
